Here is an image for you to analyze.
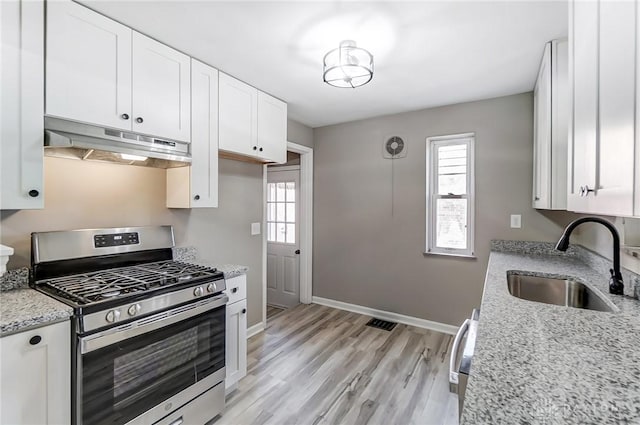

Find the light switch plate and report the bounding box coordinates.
[510,214,522,229]
[251,222,261,235]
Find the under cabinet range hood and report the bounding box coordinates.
[44,117,191,168]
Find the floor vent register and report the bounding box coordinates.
[366,318,398,331]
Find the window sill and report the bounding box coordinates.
[423,251,477,259]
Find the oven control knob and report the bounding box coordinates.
[206,283,216,293]
[194,287,204,297]
[128,303,141,317]
[106,310,120,323]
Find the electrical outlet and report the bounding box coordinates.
[251,222,261,235]
[510,214,522,229]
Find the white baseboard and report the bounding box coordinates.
[247,321,265,339]
[312,296,458,335]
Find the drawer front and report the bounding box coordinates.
[224,275,247,304]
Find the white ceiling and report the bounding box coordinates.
[80,0,568,128]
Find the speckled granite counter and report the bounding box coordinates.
[0,288,72,336]
[461,241,640,424]
[173,246,248,279]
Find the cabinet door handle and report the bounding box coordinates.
[136,117,144,123]
[28,189,39,198]
[259,147,263,152]
[253,146,258,150]
[29,335,42,345]
[232,287,238,293]
[579,185,595,197]
[121,113,130,120]
[194,195,200,201]
[241,308,247,314]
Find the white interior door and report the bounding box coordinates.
[266,168,300,308]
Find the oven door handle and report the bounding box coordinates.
[81,294,228,354]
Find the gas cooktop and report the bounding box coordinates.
[36,260,221,306]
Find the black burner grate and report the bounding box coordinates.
[366,318,398,331]
[37,260,218,304]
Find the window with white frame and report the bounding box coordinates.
[425,134,475,257]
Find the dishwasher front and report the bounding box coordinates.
[449,308,480,420]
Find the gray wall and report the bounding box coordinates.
[288,119,314,148]
[312,92,578,327]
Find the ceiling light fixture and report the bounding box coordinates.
[323,40,374,88]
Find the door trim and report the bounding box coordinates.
[262,142,313,328]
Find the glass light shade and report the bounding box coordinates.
[323,40,374,88]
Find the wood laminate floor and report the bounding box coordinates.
[266,305,287,321]
[214,304,459,425]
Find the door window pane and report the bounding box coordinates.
[267,180,297,244]
[276,183,286,202]
[286,224,295,243]
[276,222,286,243]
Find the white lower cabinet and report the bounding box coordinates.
[224,274,247,392]
[0,320,70,425]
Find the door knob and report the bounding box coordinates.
[295,249,300,254]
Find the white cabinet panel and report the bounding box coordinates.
[0,321,71,424]
[1,0,44,210]
[46,0,132,130]
[132,32,191,141]
[258,92,287,164]
[219,72,257,156]
[533,43,552,209]
[533,40,568,210]
[568,0,599,213]
[167,59,218,208]
[596,0,635,216]
[219,73,287,163]
[569,0,637,216]
[224,274,247,392]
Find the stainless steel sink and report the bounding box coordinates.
[506,272,615,312]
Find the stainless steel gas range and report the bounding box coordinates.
[30,226,227,425]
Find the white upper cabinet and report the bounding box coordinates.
[596,0,635,216]
[219,72,258,157]
[1,0,44,210]
[257,92,287,164]
[167,59,218,208]
[46,0,191,142]
[132,32,191,141]
[219,72,287,163]
[46,0,132,130]
[533,40,568,210]
[568,0,637,216]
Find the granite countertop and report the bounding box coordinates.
[173,246,248,279]
[0,288,73,336]
[462,241,640,424]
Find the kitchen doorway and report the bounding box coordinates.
[261,142,313,329]
[266,165,300,309]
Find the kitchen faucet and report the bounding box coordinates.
[555,217,624,295]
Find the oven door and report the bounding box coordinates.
[76,294,227,425]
